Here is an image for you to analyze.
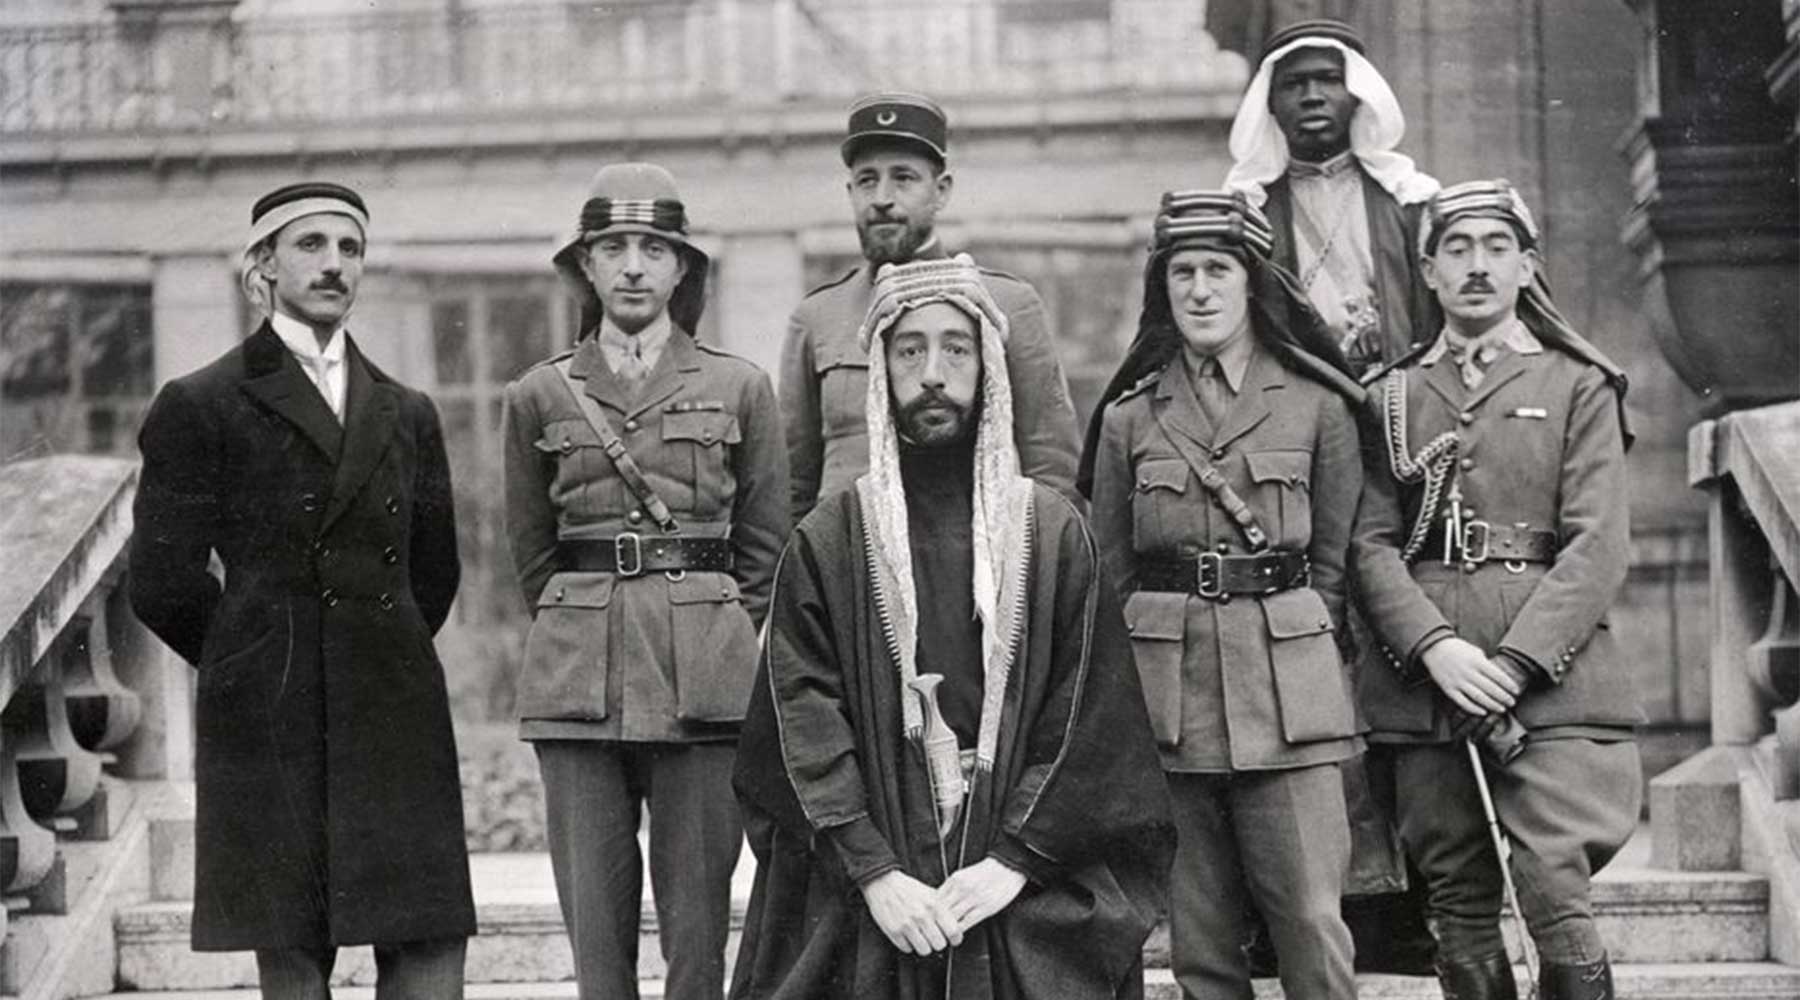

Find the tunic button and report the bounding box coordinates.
[378,593,395,611]
[386,496,400,514]
[627,510,644,524]
[321,587,339,607]
[560,437,574,454]
[1212,448,1227,460]
[1460,458,1475,471]
[1459,412,1475,425]
[554,587,566,602]
[301,492,319,512]
[1137,478,1150,489]
[720,587,732,599]
[703,430,715,443]
[1463,561,1479,574]
[1217,593,1232,605]
[624,419,639,432]
[1215,541,1230,554]
[383,546,399,564]
[1318,619,1332,629]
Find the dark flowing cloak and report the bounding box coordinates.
[730,485,1175,1000]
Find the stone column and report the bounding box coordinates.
[150,253,240,386]
[108,0,242,129]
[713,232,804,391]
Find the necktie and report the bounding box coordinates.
[309,354,342,421]
[1194,356,1228,429]
[1451,341,1494,390]
[617,339,649,384]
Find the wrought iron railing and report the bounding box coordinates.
[0,0,1246,135]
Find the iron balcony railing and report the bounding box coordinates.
[0,0,1246,135]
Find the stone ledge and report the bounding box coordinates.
[89,962,1800,1000]
[1651,745,1749,871]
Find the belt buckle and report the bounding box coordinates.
[1460,520,1492,564]
[1196,551,1224,599]
[614,532,644,577]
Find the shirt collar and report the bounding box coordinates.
[1184,328,1256,394]
[270,310,346,364]
[598,310,673,361]
[1287,149,1359,182]
[1420,316,1542,365]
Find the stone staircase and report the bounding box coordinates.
[83,778,1800,1000]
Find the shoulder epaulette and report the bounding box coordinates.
[1359,341,1433,385]
[800,265,861,299]
[518,349,575,378]
[694,341,754,365]
[1114,365,1166,404]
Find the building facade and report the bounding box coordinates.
[0,0,1716,748]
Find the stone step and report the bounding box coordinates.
[92,963,1800,1000]
[114,830,1773,992]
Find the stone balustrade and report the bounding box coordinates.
[0,455,188,994]
[0,0,1245,136]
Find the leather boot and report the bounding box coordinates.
[1539,956,1614,1000]
[1435,952,1519,1000]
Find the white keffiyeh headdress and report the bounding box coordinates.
[1224,36,1439,209]
[855,255,1036,772]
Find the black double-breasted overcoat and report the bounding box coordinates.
[130,322,475,950]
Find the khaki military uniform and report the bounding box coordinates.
[1090,339,1362,1000]
[502,329,788,1000]
[1352,332,1641,965]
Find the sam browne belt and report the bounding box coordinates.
[559,536,733,577]
[1137,550,1310,599]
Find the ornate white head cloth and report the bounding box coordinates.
[855,254,1035,771]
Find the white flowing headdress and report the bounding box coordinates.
[1225,36,1439,209]
[855,255,1036,772]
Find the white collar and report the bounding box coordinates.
[270,310,346,364]
[598,310,673,358]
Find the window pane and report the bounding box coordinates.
[79,286,154,398]
[486,294,550,382]
[2,283,73,398]
[432,300,473,385]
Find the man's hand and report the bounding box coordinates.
[937,857,1028,934]
[861,870,964,955]
[1423,637,1521,716]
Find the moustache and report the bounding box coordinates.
[1459,277,1496,295]
[311,279,349,293]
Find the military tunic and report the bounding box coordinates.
[503,330,788,741]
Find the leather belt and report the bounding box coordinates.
[1137,550,1310,599]
[560,535,733,577]
[1421,521,1558,566]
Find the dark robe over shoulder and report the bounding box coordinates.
[730,485,1174,1000]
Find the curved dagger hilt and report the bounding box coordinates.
[908,674,967,838]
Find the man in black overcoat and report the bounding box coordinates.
[129,182,475,999]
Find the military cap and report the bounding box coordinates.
[841,92,948,167]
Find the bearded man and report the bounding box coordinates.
[778,92,1081,524]
[732,256,1173,1000]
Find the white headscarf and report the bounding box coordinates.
[1224,37,1439,209]
[855,255,1036,771]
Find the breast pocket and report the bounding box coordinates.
[814,348,871,444]
[1261,587,1356,744]
[1132,457,1192,552]
[517,572,614,722]
[532,418,626,517]
[1123,590,1187,747]
[662,411,742,517]
[667,573,759,722]
[1245,450,1313,547]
